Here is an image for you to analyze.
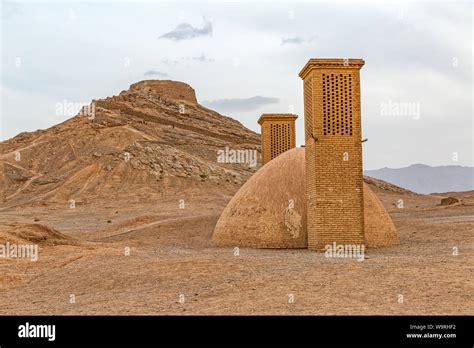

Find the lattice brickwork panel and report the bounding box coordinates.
[269,123,291,160]
[322,73,353,136]
[304,78,313,140]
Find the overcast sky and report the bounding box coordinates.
[1,0,472,169]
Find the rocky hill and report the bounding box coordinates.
[0,80,261,208]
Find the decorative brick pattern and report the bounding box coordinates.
[304,78,313,141]
[322,73,353,136]
[258,114,298,165]
[299,58,365,250]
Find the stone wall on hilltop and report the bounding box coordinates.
[130,80,198,104]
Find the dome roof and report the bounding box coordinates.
[213,147,399,248]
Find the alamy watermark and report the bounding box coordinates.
[18,322,55,341]
[55,100,96,120]
[217,146,257,168]
[0,242,38,262]
[324,242,365,262]
[380,99,420,120]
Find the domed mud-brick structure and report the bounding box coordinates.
[212,147,399,248]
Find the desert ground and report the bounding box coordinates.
[0,187,472,315]
[0,80,472,315]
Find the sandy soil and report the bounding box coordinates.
[0,189,472,315]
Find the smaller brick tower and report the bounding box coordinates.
[258,114,298,165]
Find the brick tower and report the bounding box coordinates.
[258,113,298,165]
[299,58,365,250]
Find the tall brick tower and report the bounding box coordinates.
[258,113,298,165]
[299,58,365,250]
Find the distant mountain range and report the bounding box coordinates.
[364,164,474,194]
